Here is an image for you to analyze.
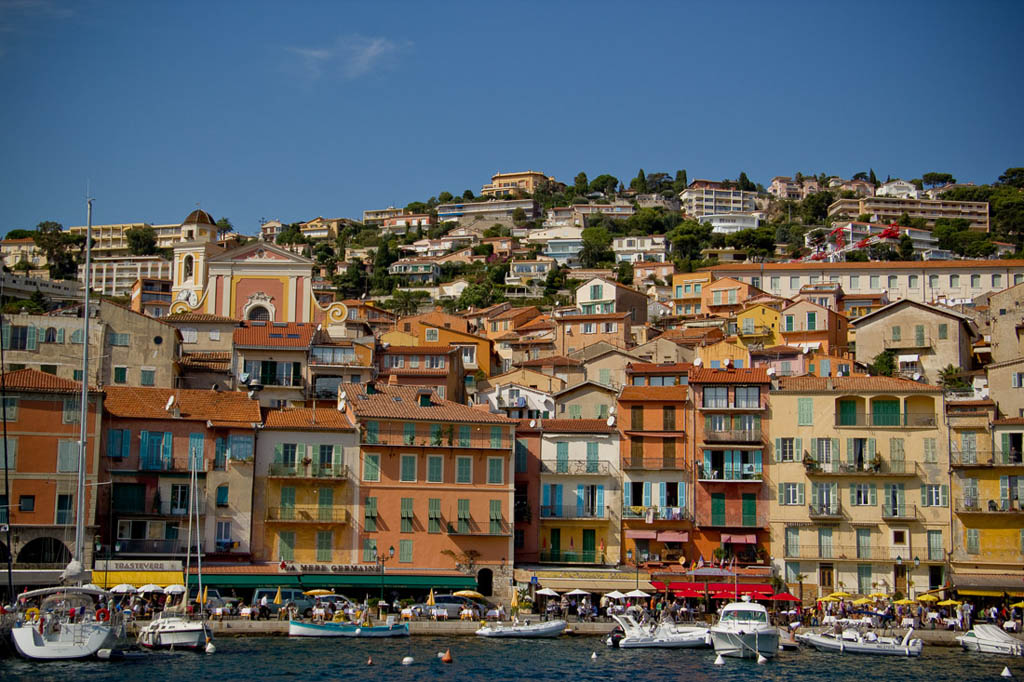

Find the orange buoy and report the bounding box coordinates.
[441,649,453,664]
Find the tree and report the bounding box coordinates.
[438,191,454,203]
[630,169,648,193]
[898,233,914,260]
[579,227,613,267]
[910,178,924,191]
[615,261,634,284]
[456,282,504,309]
[868,350,896,377]
[737,172,756,192]
[483,224,511,238]
[852,172,869,182]
[666,220,713,261]
[673,170,688,193]
[215,217,233,239]
[869,168,878,187]
[126,226,159,255]
[385,290,426,316]
[370,239,398,294]
[511,207,528,226]
[334,262,367,299]
[938,364,970,391]
[588,174,619,195]
[998,167,1024,189]
[922,172,955,188]
[33,221,84,280]
[4,228,34,239]
[800,191,834,224]
[462,189,475,200]
[726,226,776,261]
[574,172,589,194]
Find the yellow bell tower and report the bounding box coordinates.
[171,209,219,313]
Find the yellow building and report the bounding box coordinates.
[736,304,783,349]
[481,170,557,197]
[694,338,749,370]
[671,272,712,316]
[769,376,950,603]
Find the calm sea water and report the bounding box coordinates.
[1,636,1021,681]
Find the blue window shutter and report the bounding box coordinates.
[869,484,877,506]
[163,432,173,467]
[554,484,562,510]
[623,482,631,507]
[140,431,150,466]
[774,438,780,463]
[642,481,652,507]
[121,429,130,459]
[658,482,666,507]
[107,430,119,458]
[542,484,550,514]
[576,485,584,516]
[26,326,36,351]
[703,451,711,477]
[57,328,65,343]
[596,485,604,513]
[754,451,762,474]
[679,481,687,508]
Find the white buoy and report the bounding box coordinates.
[402,656,414,666]
[714,654,725,665]
[437,651,446,658]
[757,653,767,664]
[1002,666,1012,678]
[354,628,362,635]
[205,641,216,654]
[591,651,597,659]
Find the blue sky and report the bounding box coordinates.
[2,0,1022,235]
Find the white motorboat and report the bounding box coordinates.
[605,613,710,648]
[476,619,567,638]
[796,628,923,656]
[289,619,409,637]
[137,614,213,650]
[10,587,120,660]
[957,624,1024,656]
[709,598,779,659]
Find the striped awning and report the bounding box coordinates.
[92,571,183,588]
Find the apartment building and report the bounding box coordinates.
[309,337,374,399]
[875,180,922,199]
[827,196,989,232]
[612,235,667,263]
[481,170,557,197]
[770,376,950,601]
[82,255,173,297]
[389,258,440,284]
[701,212,761,235]
[436,199,539,225]
[554,312,631,356]
[376,345,463,403]
[380,213,435,236]
[342,383,516,599]
[679,187,757,218]
[553,381,617,421]
[233,321,316,407]
[575,277,649,323]
[362,206,408,226]
[537,420,621,567]
[1,237,46,269]
[778,300,849,355]
[768,176,820,201]
[671,272,712,317]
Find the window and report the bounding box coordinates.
[489,499,504,534]
[400,454,417,482]
[362,537,378,562]
[108,332,130,346]
[456,456,472,483]
[364,421,379,444]
[57,440,78,472]
[181,328,198,343]
[363,497,378,532]
[950,274,959,287]
[209,328,221,341]
[457,499,471,533]
[779,483,804,506]
[111,366,128,384]
[425,328,439,342]
[399,539,413,563]
[966,528,980,555]
[400,498,414,532]
[216,485,229,507]
[806,311,817,331]
[921,483,948,507]
[278,531,295,561]
[2,397,17,421]
[315,530,332,562]
[428,498,442,533]
[62,397,80,424]
[869,275,879,289]
[56,494,73,525]
[797,398,813,426]
[849,275,859,290]
[363,454,380,482]
[140,368,155,386]
[784,315,794,332]
[938,323,948,340]
[735,386,759,408]
[459,345,476,365]
[970,274,981,289]
[993,274,1003,288]
[487,457,504,484]
[857,564,872,595]
[590,284,602,300]
[227,434,253,460]
[777,438,795,462]
[582,323,595,334]
[891,325,901,341]
[851,483,876,506]
[427,455,443,482]
[403,422,416,444]
[19,495,34,512]
[908,274,918,289]
[490,426,502,449]
[703,387,728,408]
[923,438,937,463]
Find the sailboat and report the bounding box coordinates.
[137,427,213,652]
[10,199,123,660]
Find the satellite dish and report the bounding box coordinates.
[239,372,251,385]
[316,324,322,332]
[609,405,616,415]
[247,390,256,399]
[165,395,175,411]
[529,420,537,428]
[766,367,776,376]
[694,358,703,366]
[337,399,346,412]
[803,346,810,354]
[723,358,730,367]
[913,373,922,381]
[606,416,616,427]
[339,391,347,401]
[210,383,219,392]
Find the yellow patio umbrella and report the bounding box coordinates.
[917,594,939,602]
[852,597,874,605]
[453,590,485,600]
[196,586,208,605]
[304,589,334,597]
[894,598,916,605]
[510,589,519,609]
[426,589,436,607]
[1010,601,1024,609]
[869,593,888,599]
[817,596,838,603]
[273,586,282,605]
[938,599,962,607]
[828,591,851,599]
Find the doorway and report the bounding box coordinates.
[477,568,493,597]
[894,565,908,595]
[819,564,834,592]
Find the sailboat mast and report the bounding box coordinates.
[74,198,93,571]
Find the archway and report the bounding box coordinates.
[17,537,71,564]
[248,306,270,321]
[476,568,493,597]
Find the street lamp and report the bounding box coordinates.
[913,556,920,568]
[378,545,395,605]
[626,548,647,590]
[896,555,902,566]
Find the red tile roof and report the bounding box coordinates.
[345,383,515,424]
[165,312,240,324]
[104,386,261,424]
[619,385,690,401]
[179,351,231,372]
[752,345,803,355]
[263,407,354,431]
[379,345,455,355]
[1,368,95,394]
[991,417,1024,425]
[540,418,618,434]
[233,322,315,348]
[518,355,583,368]
[702,259,1024,272]
[555,312,631,323]
[776,376,941,393]
[492,306,540,321]
[626,362,694,375]
[689,367,771,384]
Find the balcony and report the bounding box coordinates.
[699,402,765,412]
[782,543,905,561]
[834,412,937,428]
[539,550,607,564]
[805,459,918,477]
[702,511,766,528]
[361,424,509,450]
[950,450,1024,468]
[808,501,843,519]
[113,538,203,555]
[705,428,762,443]
[697,465,762,483]
[622,505,692,521]
[266,505,349,523]
[268,462,349,480]
[623,456,688,471]
[157,501,205,517]
[540,505,611,521]
[955,498,1024,515]
[139,458,210,473]
[738,324,773,338]
[881,503,917,520]
[445,521,511,537]
[540,460,616,476]
[884,335,932,349]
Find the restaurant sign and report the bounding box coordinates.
[95,559,182,572]
[280,562,380,574]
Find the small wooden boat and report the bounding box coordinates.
[288,619,409,637]
[796,628,923,656]
[475,619,566,638]
[957,624,1024,656]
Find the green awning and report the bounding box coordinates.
[187,574,476,590]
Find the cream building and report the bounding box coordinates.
[770,376,950,602]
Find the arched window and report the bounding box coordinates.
[44,327,57,343]
[248,306,270,321]
[183,254,194,280]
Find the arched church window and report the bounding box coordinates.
[183,254,194,280]
[248,306,270,321]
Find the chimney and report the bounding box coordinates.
[387,374,399,386]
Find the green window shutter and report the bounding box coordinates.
[363,538,377,562]
[774,438,780,463]
[404,422,416,444]
[488,457,503,484]
[364,497,377,532]
[869,484,877,506]
[489,499,502,534]
[401,498,413,532]
[794,438,802,459]
[921,484,928,507]
[316,531,332,562]
[777,483,785,504]
[849,483,857,505]
[457,457,471,483]
[1002,433,1011,463]
[366,421,379,444]
[279,531,295,561]
[56,328,65,343]
[940,484,949,507]
[798,398,813,426]
[427,455,442,482]
[400,454,416,481]
[490,426,502,448]
[399,539,413,563]
[364,454,380,481]
[797,483,805,505]
[428,498,441,533]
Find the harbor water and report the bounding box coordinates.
[2,635,1021,681]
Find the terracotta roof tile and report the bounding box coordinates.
[554,312,631,322]
[626,362,694,375]
[492,306,540,321]
[179,351,231,372]
[263,407,355,431]
[104,386,261,424]
[345,383,515,424]
[380,345,455,355]
[518,355,583,368]
[994,417,1024,425]
[539,418,618,434]
[233,322,315,348]
[619,385,690,401]
[1,368,95,394]
[776,375,942,393]
[702,259,1024,272]
[752,345,803,354]
[165,312,240,324]
[689,367,770,384]
[517,315,554,331]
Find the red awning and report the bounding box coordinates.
[625,530,658,540]
[721,533,757,544]
[650,581,666,591]
[662,581,773,594]
[656,531,688,543]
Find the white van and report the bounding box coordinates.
[251,588,315,618]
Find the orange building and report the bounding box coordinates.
[701,276,764,318]
[0,369,103,590]
[779,300,850,355]
[554,312,631,355]
[689,367,772,568]
[513,420,542,564]
[341,383,516,600]
[375,345,465,403]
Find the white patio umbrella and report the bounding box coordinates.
[138,584,165,594]
[110,584,137,594]
[565,589,590,596]
[625,589,650,598]
[81,583,103,591]
[163,584,187,595]
[604,590,626,600]
[535,588,560,597]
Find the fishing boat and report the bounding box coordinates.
[604,613,710,649]
[956,624,1024,656]
[796,628,923,656]
[288,618,409,637]
[476,618,567,638]
[10,200,123,661]
[709,597,779,659]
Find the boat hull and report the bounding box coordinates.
[710,628,779,659]
[476,620,566,638]
[796,632,922,656]
[288,620,409,637]
[11,622,118,660]
[137,617,212,650]
[957,626,1024,656]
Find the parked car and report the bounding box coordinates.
[410,594,487,618]
[251,588,316,618]
[187,586,227,609]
